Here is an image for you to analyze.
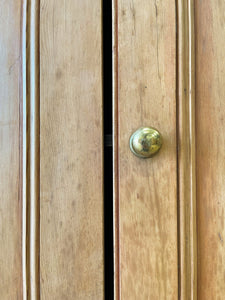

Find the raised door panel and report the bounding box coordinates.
[40,1,104,299]
[0,1,22,298]
[113,1,178,299]
[196,1,225,298]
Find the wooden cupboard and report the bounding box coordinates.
[0,0,225,299]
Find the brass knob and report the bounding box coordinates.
[129,127,163,158]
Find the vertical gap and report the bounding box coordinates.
[103,0,113,299]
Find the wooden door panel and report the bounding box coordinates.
[113,1,178,298]
[196,1,225,298]
[40,0,104,299]
[0,1,23,298]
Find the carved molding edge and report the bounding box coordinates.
[21,1,40,299]
[176,1,197,299]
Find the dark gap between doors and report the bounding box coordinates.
[103,0,113,299]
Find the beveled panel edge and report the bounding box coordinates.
[21,1,40,299]
[176,1,197,299]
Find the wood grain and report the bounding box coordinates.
[195,0,225,298]
[0,1,23,298]
[40,0,104,299]
[113,1,178,298]
[177,1,197,299]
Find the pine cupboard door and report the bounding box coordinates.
[113,1,225,300]
[1,1,104,299]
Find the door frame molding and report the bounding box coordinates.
[21,1,40,298]
[177,1,197,299]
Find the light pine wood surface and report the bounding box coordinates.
[40,0,104,299]
[0,1,22,298]
[113,1,178,299]
[196,0,225,299]
[2,1,225,299]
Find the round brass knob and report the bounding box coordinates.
[129,127,163,158]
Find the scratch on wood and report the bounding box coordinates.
[8,56,20,75]
[218,233,223,244]
[154,0,161,81]
[130,0,136,35]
